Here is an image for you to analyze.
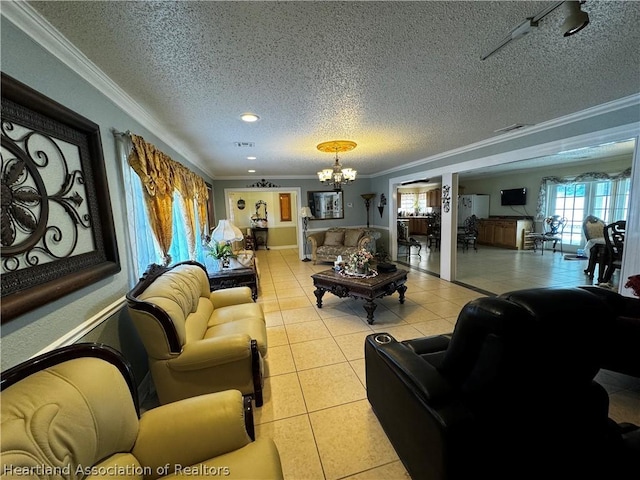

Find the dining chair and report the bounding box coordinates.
[397,221,422,258]
[457,215,479,252]
[602,220,625,283]
[582,215,606,278]
[531,215,567,255]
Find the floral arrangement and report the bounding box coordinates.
[348,248,374,273]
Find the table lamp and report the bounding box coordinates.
[211,219,244,267]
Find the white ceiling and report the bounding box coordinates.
[26,1,640,180]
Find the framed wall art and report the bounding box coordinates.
[1,73,120,322]
[307,190,344,219]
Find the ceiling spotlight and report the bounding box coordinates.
[248,169,256,173]
[561,1,589,36]
[240,113,260,122]
[481,1,589,61]
[247,156,257,160]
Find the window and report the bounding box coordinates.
[546,177,630,246]
[399,192,428,213]
[117,135,208,281]
[127,173,206,277]
[400,193,417,212]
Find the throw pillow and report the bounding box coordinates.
[344,229,363,247]
[324,231,345,246]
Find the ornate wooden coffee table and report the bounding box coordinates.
[311,268,408,324]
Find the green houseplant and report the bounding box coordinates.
[207,241,236,269]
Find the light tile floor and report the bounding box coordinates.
[144,247,639,480]
[396,235,622,294]
[252,248,639,480]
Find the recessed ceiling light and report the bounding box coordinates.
[247,156,257,160]
[240,113,260,122]
[248,169,256,173]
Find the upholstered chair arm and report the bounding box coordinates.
[306,232,325,264]
[306,232,325,250]
[209,286,253,308]
[167,334,252,371]
[358,235,374,251]
[369,336,454,404]
[132,390,252,479]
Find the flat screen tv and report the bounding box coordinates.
[500,187,527,206]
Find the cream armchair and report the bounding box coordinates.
[126,261,267,406]
[0,344,283,480]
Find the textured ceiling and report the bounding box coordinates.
[27,1,640,179]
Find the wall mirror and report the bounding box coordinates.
[308,191,344,219]
[255,200,267,220]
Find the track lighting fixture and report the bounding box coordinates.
[481,1,589,61]
[561,1,590,36]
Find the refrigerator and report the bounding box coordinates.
[458,194,490,226]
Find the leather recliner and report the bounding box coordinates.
[365,287,638,480]
[0,343,284,480]
[126,261,267,406]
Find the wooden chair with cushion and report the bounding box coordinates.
[582,215,606,278]
[397,221,422,258]
[602,220,625,283]
[530,215,567,255]
[457,215,479,252]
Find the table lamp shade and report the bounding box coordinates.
[300,207,313,219]
[211,219,243,242]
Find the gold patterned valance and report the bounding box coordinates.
[127,133,209,262]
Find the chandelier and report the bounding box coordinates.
[317,140,357,191]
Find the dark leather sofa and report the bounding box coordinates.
[579,286,640,378]
[365,287,639,480]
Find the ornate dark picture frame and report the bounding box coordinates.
[1,73,120,322]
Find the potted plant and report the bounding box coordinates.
[207,241,235,269]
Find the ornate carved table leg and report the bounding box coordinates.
[363,299,377,324]
[397,284,407,304]
[314,287,326,308]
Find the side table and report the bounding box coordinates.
[208,266,258,300]
[252,227,269,250]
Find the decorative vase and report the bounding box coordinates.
[206,257,223,272]
[356,265,367,275]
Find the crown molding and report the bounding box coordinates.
[374,92,640,178]
[1,1,214,178]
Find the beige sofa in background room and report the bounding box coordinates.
[307,227,380,265]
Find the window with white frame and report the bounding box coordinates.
[546,176,630,246]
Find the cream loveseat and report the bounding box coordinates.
[126,261,267,406]
[0,344,284,480]
[307,227,380,265]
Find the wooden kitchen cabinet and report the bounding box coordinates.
[477,218,532,250]
[409,217,428,235]
[427,188,441,207]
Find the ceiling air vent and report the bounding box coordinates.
[234,142,255,147]
[493,123,532,134]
